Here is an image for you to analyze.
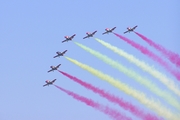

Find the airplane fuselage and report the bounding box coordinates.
[126,28,134,33]
[45,80,53,84]
[50,67,57,70]
[107,30,112,33]
[65,36,72,40]
[66,38,71,40]
[43,81,54,87]
[87,34,92,37]
[57,53,63,56]
[46,82,53,85]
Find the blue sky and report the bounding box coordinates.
[0,1,179,120]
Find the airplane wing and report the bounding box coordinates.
[52,79,56,83]
[53,55,59,58]
[132,26,137,30]
[62,39,68,43]
[43,83,48,87]
[62,50,67,54]
[83,35,89,39]
[111,27,116,31]
[92,31,97,35]
[124,31,129,34]
[102,31,108,35]
[71,34,76,38]
[57,64,61,68]
[47,69,53,73]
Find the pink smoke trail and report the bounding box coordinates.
[54,84,131,120]
[58,70,161,120]
[135,32,180,68]
[113,33,180,81]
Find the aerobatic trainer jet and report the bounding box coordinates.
[62,34,76,43]
[47,64,61,73]
[83,31,97,39]
[102,27,116,35]
[43,79,56,87]
[124,25,137,34]
[53,50,67,58]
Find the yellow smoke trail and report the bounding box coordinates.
[95,38,180,97]
[65,56,179,120]
[74,41,180,111]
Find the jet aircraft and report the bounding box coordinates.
[83,31,97,39]
[124,25,137,34]
[43,79,56,87]
[62,34,76,43]
[47,64,61,73]
[102,27,116,35]
[53,50,67,58]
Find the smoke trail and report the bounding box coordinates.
[74,41,180,111]
[95,38,180,97]
[54,85,131,120]
[65,56,179,120]
[58,70,160,120]
[113,33,180,81]
[135,32,180,68]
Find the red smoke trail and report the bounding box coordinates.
[135,32,180,68]
[113,33,180,81]
[58,70,161,120]
[54,84,131,120]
